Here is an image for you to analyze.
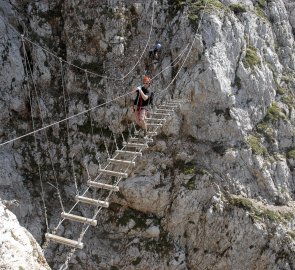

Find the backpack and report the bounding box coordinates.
[148,92,154,107]
[149,49,154,59]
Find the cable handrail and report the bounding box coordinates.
[0,1,156,81]
[0,0,193,148]
[0,88,135,147]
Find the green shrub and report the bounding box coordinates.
[205,0,226,10]
[287,149,295,159]
[281,75,293,84]
[265,102,287,122]
[257,122,274,142]
[229,196,293,223]
[255,6,267,20]
[247,135,267,156]
[243,45,261,69]
[282,95,294,108]
[184,177,196,190]
[276,86,286,95]
[258,0,267,8]
[287,230,295,239]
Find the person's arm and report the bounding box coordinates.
[139,89,149,100]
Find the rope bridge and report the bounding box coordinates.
[0,1,210,269]
[45,100,185,270]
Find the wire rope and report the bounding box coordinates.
[0,1,193,147]
[22,42,50,233]
[0,1,156,81]
[155,4,208,101]
[22,36,66,214]
[2,1,210,269]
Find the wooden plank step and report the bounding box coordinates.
[148,131,158,135]
[61,212,97,226]
[129,137,153,143]
[115,150,142,156]
[87,180,119,192]
[158,105,178,109]
[123,142,148,148]
[164,102,183,106]
[45,233,83,249]
[156,108,174,113]
[147,123,162,127]
[146,117,166,122]
[75,195,109,208]
[149,112,171,117]
[97,169,128,178]
[108,158,136,166]
[134,131,157,136]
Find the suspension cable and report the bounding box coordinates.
[85,71,99,156]
[22,37,66,214]
[0,1,156,81]
[0,0,192,147]
[151,42,190,81]
[60,58,70,139]
[21,37,50,232]
[0,87,135,147]
[156,4,208,100]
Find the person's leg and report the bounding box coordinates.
[139,109,147,136]
[133,107,142,130]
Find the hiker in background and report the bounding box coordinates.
[132,75,153,138]
[146,43,162,76]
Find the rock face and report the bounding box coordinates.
[0,201,50,270]
[1,0,295,269]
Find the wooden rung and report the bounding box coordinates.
[148,131,158,135]
[75,195,109,208]
[158,105,178,109]
[156,109,174,113]
[165,104,180,107]
[146,118,166,122]
[129,137,153,143]
[61,212,97,226]
[123,142,148,148]
[45,233,83,249]
[108,158,136,166]
[147,123,162,127]
[87,180,119,191]
[150,112,171,116]
[97,169,128,178]
[115,150,142,156]
[134,131,157,136]
[165,101,183,104]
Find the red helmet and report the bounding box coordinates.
[143,76,151,84]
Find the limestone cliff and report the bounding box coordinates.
[1,0,295,269]
[0,200,50,269]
